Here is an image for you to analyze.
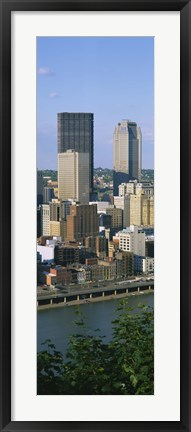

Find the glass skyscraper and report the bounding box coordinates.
[113,120,142,196]
[57,112,94,194]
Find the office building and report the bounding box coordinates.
[130,194,143,226]
[49,199,60,221]
[130,194,154,226]
[37,243,55,263]
[119,225,145,256]
[37,207,41,238]
[60,200,72,221]
[97,260,117,281]
[40,204,50,236]
[113,120,142,195]
[119,180,154,198]
[84,236,96,253]
[142,195,154,226]
[145,235,154,258]
[58,150,89,204]
[134,256,154,273]
[119,181,136,196]
[116,251,134,278]
[137,182,154,197]
[114,195,130,228]
[49,199,72,222]
[37,169,43,206]
[106,207,123,230]
[54,245,81,266]
[44,187,54,204]
[54,244,92,266]
[95,236,108,259]
[89,201,111,213]
[57,112,94,193]
[99,213,112,229]
[50,221,66,238]
[67,204,99,242]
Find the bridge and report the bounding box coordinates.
[37,280,154,308]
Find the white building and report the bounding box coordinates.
[134,256,154,273]
[37,244,55,263]
[46,237,62,245]
[119,180,154,198]
[119,225,145,256]
[58,150,89,204]
[89,201,112,213]
[40,204,50,236]
[119,181,136,196]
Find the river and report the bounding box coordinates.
[37,292,154,356]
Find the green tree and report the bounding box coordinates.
[37,300,154,395]
[37,339,64,395]
[110,302,154,395]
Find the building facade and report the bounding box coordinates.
[57,112,94,194]
[37,169,44,206]
[106,208,123,230]
[119,225,145,256]
[67,204,99,242]
[116,251,134,278]
[113,195,130,228]
[113,120,142,195]
[134,256,154,273]
[58,150,89,204]
[44,187,54,204]
[40,204,50,236]
[130,194,154,226]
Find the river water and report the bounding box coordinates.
[37,292,154,356]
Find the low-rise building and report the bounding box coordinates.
[37,244,55,263]
[46,273,57,286]
[89,201,111,213]
[115,251,134,278]
[37,263,51,284]
[49,266,72,285]
[106,207,123,230]
[76,266,92,284]
[113,195,130,228]
[98,260,117,280]
[91,265,104,282]
[50,220,67,239]
[145,235,154,258]
[95,236,108,259]
[108,241,117,260]
[119,225,145,256]
[134,256,154,273]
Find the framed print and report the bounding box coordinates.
[0,0,190,431]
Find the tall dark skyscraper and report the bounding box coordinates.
[57,112,94,194]
[113,120,142,195]
[37,169,44,206]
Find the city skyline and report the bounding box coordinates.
[37,37,154,170]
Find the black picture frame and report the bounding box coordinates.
[0,0,190,431]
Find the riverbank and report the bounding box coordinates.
[37,289,154,311]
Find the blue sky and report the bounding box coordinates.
[37,37,154,170]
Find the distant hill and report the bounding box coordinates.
[141,169,154,181]
[94,167,154,182]
[42,170,58,183]
[41,167,154,185]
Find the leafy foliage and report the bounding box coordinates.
[37,300,154,395]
